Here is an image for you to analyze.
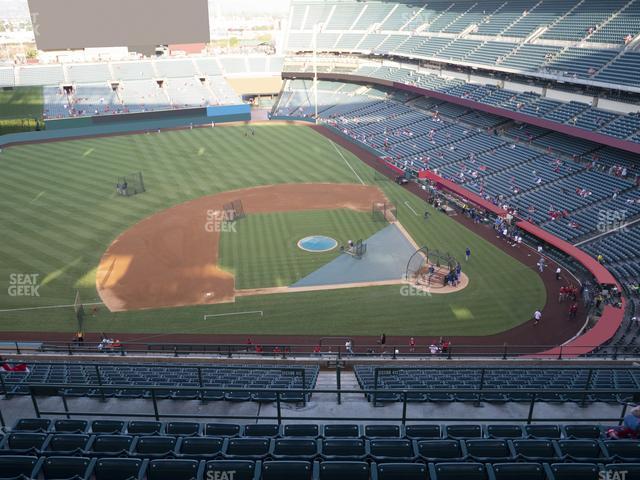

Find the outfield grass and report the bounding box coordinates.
[0,124,546,336]
[0,87,43,135]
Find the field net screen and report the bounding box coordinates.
[28,0,210,50]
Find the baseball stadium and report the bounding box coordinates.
[0,0,639,478]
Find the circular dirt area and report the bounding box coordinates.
[297,235,338,252]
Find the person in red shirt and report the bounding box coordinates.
[569,303,578,320]
[255,345,263,354]
[273,346,281,355]
[409,337,416,353]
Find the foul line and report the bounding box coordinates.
[328,139,365,185]
[203,310,264,320]
[404,201,419,216]
[0,302,103,313]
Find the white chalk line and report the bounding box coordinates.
[328,139,365,185]
[203,310,264,320]
[404,201,419,216]
[0,302,103,313]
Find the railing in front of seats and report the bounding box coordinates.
[1,383,635,429]
[1,340,638,360]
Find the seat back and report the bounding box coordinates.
[95,458,145,480]
[318,461,370,480]
[205,460,256,480]
[0,455,39,479]
[283,424,319,438]
[148,459,200,480]
[262,461,313,480]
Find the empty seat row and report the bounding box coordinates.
[4,433,640,464]
[8,418,623,441]
[3,457,640,480]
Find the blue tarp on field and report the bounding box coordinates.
[291,224,416,287]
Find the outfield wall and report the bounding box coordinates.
[1,104,251,147]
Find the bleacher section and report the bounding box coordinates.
[16,55,283,120]
[275,78,639,274]
[285,0,640,90]
[354,366,639,403]
[3,417,640,480]
[0,363,319,401]
[282,61,640,145]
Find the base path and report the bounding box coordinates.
[96,183,387,311]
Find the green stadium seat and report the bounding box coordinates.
[365,424,400,438]
[205,423,241,437]
[446,424,482,439]
[486,424,524,439]
[557,439,605,461]
[283,424,319,438]
[544,463,600,480]
[525,425,561,439]
[244,424,280,437]
[205,460,258,480]
[133,436,177,456]
[224,438,270,459]
[262,461,313,480]
[94,458,146,480]
[405,424,441,439]
[512,439,561,461]
[90,435,133,456]
[603,439,640,460]
[271,438,319,460]
[91,420,125,434]
[429,462,486,480]
[317,461,370,480]
[165,422,200,436]
[464,439,514,462]
[323,424,360,438]
[0,455,39,480]
[178,437,224,458]
[127,421,163,435]
[53,420,88,433]
[45,434,91,454]
[13,418,51,432]
[5,432,48,452]
[39,456,94,480]
[488,462,547,480]
[416,439,466,462]
[320,439,367,460]
[563,425,602,439]
[369,439,416,462]
[377,462,428,480]
[148,459,201,480]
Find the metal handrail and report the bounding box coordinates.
[2,341,638,359]
[7,383,636,426]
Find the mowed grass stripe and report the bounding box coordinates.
[0,124,545,338]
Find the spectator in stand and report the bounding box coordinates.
[607,406,640,439]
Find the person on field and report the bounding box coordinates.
[533,310,542,325]
[556,267,561,280]
[569,303,578,320]
[465,247,471,261]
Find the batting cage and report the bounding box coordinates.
[116,171,145,197]
[372,202,397,223]
[341,239,367,259]
[405,247,459,288]
[222,199,246,222]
